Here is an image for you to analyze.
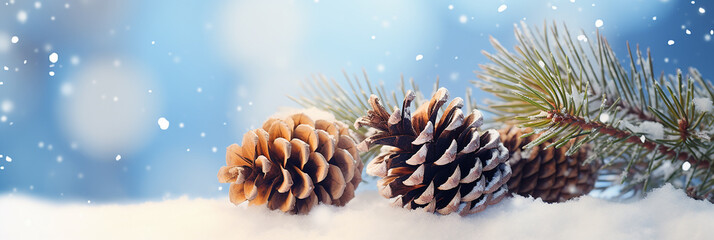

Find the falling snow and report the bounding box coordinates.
[60,82,73,96]
[1,100,13,113]
[158,117,170,130]
[49,52,58,63]
[599,113,610,123]
[376,64,385,72]
[459,15,468,23]
[0,3,711,237]
[17,10,27,23]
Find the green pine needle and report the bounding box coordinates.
[477,21,714,200]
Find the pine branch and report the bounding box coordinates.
[547,110,706,168]
[477,21,714,199]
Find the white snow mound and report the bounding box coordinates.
[0,185,713,240]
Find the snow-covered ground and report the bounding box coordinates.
[1,185,712,240]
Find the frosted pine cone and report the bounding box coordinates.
[356,88,511,216]
[499,125,599,202]
[218,113,363,214]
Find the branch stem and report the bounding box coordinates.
[547,110,707,168]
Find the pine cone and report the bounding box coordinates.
[218,113,363,214]
[499,125,599,203]
[356,88,512,216]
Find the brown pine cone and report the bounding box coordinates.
[218,113,363,214]
[499,125,599,203]
[356,88,512,216]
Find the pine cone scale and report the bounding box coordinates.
[460,177,485,202]
[229,183,246,204]
[290,166,314,199]
[332,149,356,182]
[254,182,275,206]
[239,131,259,162]
[538,159,557,178]
[323,165,346,199]
[305,152,329,182]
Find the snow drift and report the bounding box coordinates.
[1,185,712,240]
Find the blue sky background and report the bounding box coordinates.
[0,0,712,203]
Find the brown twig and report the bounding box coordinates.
[678,118,690,139]
[547,110,708,168]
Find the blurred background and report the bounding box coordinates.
[0,0,712,203]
